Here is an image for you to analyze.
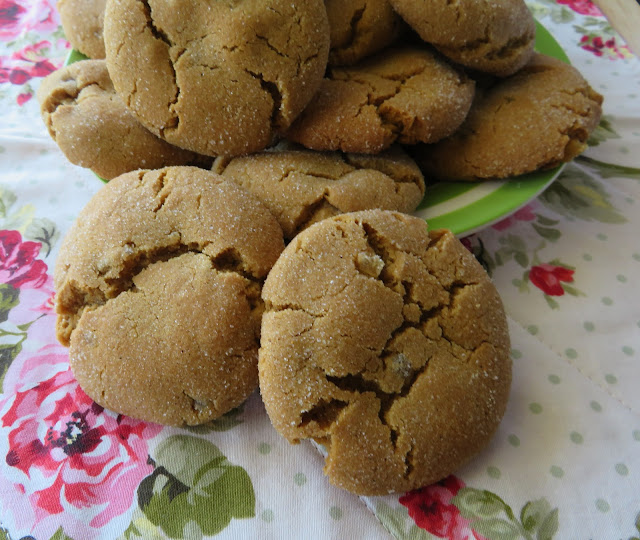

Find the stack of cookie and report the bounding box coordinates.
[44,0,602,496]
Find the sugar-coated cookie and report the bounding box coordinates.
[213,144,425,239]
[413,54,604,181]
[389,0,536,76]
[103,0,330,157]
[58,0,106,59]
[259,210,511,495]
[55,166,284,425]
[286,47,475,154]
[326,0,404,66]
[37,60,207,180]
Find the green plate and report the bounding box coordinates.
[414,20,570,236]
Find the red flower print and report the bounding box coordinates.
[557,0,602,15]
[0,40,60,104]
[492,204,537,231]
[579,35,632,59]
[400,476,486,540]
[0,230,47,289]
[0,0,59,41]
[529,263,574,296]
[0,358,162,538]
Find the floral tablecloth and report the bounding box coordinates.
[0,1,638,539]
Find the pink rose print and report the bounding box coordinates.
[400,476,486,540]
[528,263,575,296]
[0,0,59,41]
[556,0,602,16]
[0,229,47,289]
[492,205,536,232]
[0,358,162,538]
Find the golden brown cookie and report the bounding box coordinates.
[326,0,404,66]
[58,0,106,59]
[103,0,330,157]
[37,60,208,180]
[388,0,536,76]
[285,47,475,154]
[259,210,511,495]
[212,145,425,239]
[413,53,604,181]
[55,166,284,425]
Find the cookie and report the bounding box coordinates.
[55,166,284,425]
[58,0,106,59]
[413,53,604,181]
[285,47,475,154]
[103,0,330,157]
[37,60,207,180]
[388,0,536,76]
[326,0,404,66]
[212,144,425,239]
[259,210,511,495]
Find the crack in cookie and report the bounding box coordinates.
[55,166,284,426]
[413,53,603,181]
[259,210,511,495]
[104,0,330,156]
[214,144,425,240]
[286,47,475,153]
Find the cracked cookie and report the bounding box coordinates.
[59,0,106,59]
[259,210,511,495]
[37,59,207,180]
[103,0,330,157]
[413,53,604,181]
[212,144,425,240]
[285,47,475,154]
[326,0,404,66]
[55,166,285,425]
[388,0,536,77]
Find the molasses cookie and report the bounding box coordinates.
[212,145,425,239]
[286,47,475,154]
[55,166,284,425]
[103,0,330,157]
[388,0,536,76]
[326,0,404,66]
[58,0,106,59]
[259,210,511,495]
[414,53,604,181]
[37,60,207,180]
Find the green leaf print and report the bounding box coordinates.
[138,435,255,539]
[587,116,621,147]
[452,488,559,540]
[374,502,436,540]
[539,167,627,223]
[0,284,20,323]
[26,218,59,258]
[185,404,245,434]
[48,527,74,540]
[577,156,640,181]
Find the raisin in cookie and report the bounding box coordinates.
[58,0,106,59]
[212,145,425,239]
[55,166,284,425]
[259,210,511,495]
[103,0,329,157]
[414,54,604,181]
[286,47,475,154]
[389,0,536,76]
[326,0,404,66]
[37,60,207,180]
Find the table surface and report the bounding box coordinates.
[0,1,638,539]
